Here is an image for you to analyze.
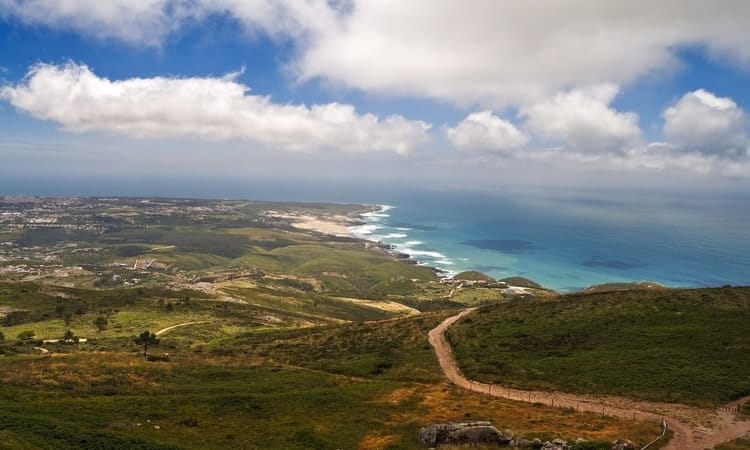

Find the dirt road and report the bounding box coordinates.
[155,321,212,336]
[428,308,750,449]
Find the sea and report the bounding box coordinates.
[346,189,750,292]
[2,175,748,292]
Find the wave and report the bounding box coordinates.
[400,248,447,259]
[356,204,459,279]
[349,223,382,236]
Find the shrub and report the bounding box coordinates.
[17,330,35,340]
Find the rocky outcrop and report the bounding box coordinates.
[418,421,512,446]
[514,438,543,448]
[611,439,636,450]
[540,438,570,450]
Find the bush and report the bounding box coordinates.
[178,417,199,427]
[17,330,35,340]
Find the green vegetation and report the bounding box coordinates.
[582,281,667,293]
[716,436,750,450]
[449,286,750,406]
[453,271,493,281]
[229,312,451,382]
[0,197,669,448]
[134,331,160,356]
[0,334,661,450]
[498,276,543,288]
[16,330,35,340]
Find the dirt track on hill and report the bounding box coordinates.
[155,321,212,336]
[428,308,750,449]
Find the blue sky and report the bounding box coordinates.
[1,1,750,194]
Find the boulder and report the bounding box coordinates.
[541,438,569,450]
[611,439,636,450]
[418,421,511,446]
[515,438,544,448]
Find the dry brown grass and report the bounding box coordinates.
[369,382,662,446]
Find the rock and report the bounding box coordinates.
[418,423,452,446]
[541,438,569,450]
[611,439,636,450]
[417,421,511,446]
[516,438,542,448]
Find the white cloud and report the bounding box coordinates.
[0,0,336,46]
[444,111,528,152]
[0,63,430,154]
[663,89,747,157]
[4,2,750,107]
[297,1,750,106]
[520,84,641,153]
[0,0,180,45]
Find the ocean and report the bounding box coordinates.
[2,175,748,292]
[348,189,750,292]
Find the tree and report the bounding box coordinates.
[63,313,73,327]
[134,331,160,356]
[62,330,79,343]
[0,331,4,342]
[93,316,108,332]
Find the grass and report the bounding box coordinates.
[448,286,750,406]
[0,198,668,448]
[0,350,662,450]
[227,312,453,382]
[716,437,750,450]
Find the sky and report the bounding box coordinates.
[1,0,750,195]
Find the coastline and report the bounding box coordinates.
[265,204,378,237]
[348,204,454,278]
[275,203,452,278]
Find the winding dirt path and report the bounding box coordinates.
[428,308,750,449]
[155,321,213,336]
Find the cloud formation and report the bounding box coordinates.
[520,84,641,153]
[663,89,747,157]
[298,1,750,106]
[0,0,335,46]
[444,111,528,152]
[4,1,750,108]
[0,63,430,154]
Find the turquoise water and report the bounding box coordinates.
[350,190,750,292]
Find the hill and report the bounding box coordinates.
[498,276,543,289]
[448,286,750,406]
[453,271,493,281]
[582,281,667,293]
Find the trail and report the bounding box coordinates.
[428,308,750,450]
[155,321,212,336]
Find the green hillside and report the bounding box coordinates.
[448,286,750,406]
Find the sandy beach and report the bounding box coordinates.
[268,212,357,237]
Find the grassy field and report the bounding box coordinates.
[448,286,750,406]
[225,312,453,382]
[0,333,663,450]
